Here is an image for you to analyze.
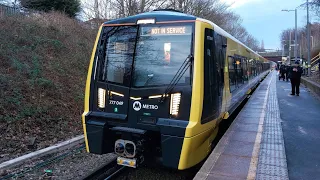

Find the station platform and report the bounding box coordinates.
[194,70,320,180]
[194,71,288,180]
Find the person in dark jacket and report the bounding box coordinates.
[290,61,303,96]
[286,65,291,81]
[279,65,286,81]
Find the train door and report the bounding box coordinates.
[93,26,137,119]
[201,28,220,124]
[213,32,226,112]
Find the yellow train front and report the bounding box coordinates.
[82,10,270,170]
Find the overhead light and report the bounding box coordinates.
[98,88,106,108]
[170,93,181,116]
[137,19,155,24]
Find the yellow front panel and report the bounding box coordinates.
[178,126,219,169]
[184,20,218,137]
[178,20,219,169]
[82,25,103,152]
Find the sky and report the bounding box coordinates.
[221,0,312,50]
[2,0,313,50]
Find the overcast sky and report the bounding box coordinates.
[221,0,311,50]
[2,0,314,50]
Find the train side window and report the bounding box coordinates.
[228,56,236,92]
[201,28,219,124]
[235,58,243,85]
[242,58,248,83]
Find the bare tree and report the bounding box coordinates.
[280,23,320,58]
[82,0,111,20]
[260,40,265,51]
[245,34,260,51]
[310,0,320,19]
[80,0,261,51]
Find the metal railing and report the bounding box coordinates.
[310,52,320,72]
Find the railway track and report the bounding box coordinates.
[82,160,126,180]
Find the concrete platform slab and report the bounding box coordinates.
[209,154,251,178]
[223,141,255,157]
[229,131,258,143]
[233,123,260,132]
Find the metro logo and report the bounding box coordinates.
[142,104,159,110]
[133,101,159,111]
[133,101,142,111]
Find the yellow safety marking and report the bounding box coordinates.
[246,74,272,180]
[82,25,103,152]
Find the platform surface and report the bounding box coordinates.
[277,76,320,179]
[194,71,290,180]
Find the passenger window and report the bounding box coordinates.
[228,56,236,92]
[242,58,248,83]
[235,57,243,85]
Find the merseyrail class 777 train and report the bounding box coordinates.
[82,10,270,170]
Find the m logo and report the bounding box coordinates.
[133,101,141,111]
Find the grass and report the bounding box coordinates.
[0,12,97,155]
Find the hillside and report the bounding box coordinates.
[0,12,96,161]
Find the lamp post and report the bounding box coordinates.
[307,0,311,76]
[282,9,298,64]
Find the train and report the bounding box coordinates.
[81,9,270,170]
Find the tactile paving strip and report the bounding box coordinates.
[256,72,289,179]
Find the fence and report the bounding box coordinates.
[0,4,21,16]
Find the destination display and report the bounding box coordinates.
[140,26,192,36]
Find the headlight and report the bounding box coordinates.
[170,93,181,116]
[98,88,106,108]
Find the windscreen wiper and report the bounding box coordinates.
[159,54,193,103]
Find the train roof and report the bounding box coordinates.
[104,10,196,25]
[104,10,264,60]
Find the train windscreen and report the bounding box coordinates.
[97,24,193,87]
[133,25,193,87]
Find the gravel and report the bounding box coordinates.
[1,149,198,180]
[115,164,199,180]
[0,145,116,180]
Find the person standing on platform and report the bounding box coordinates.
[285,65,289,81]
[290,61,303,96]
[279,64,286,81]
[286,65,291,81]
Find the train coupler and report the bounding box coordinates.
[115,139,145,168]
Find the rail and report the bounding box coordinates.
[82,160,126,180]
